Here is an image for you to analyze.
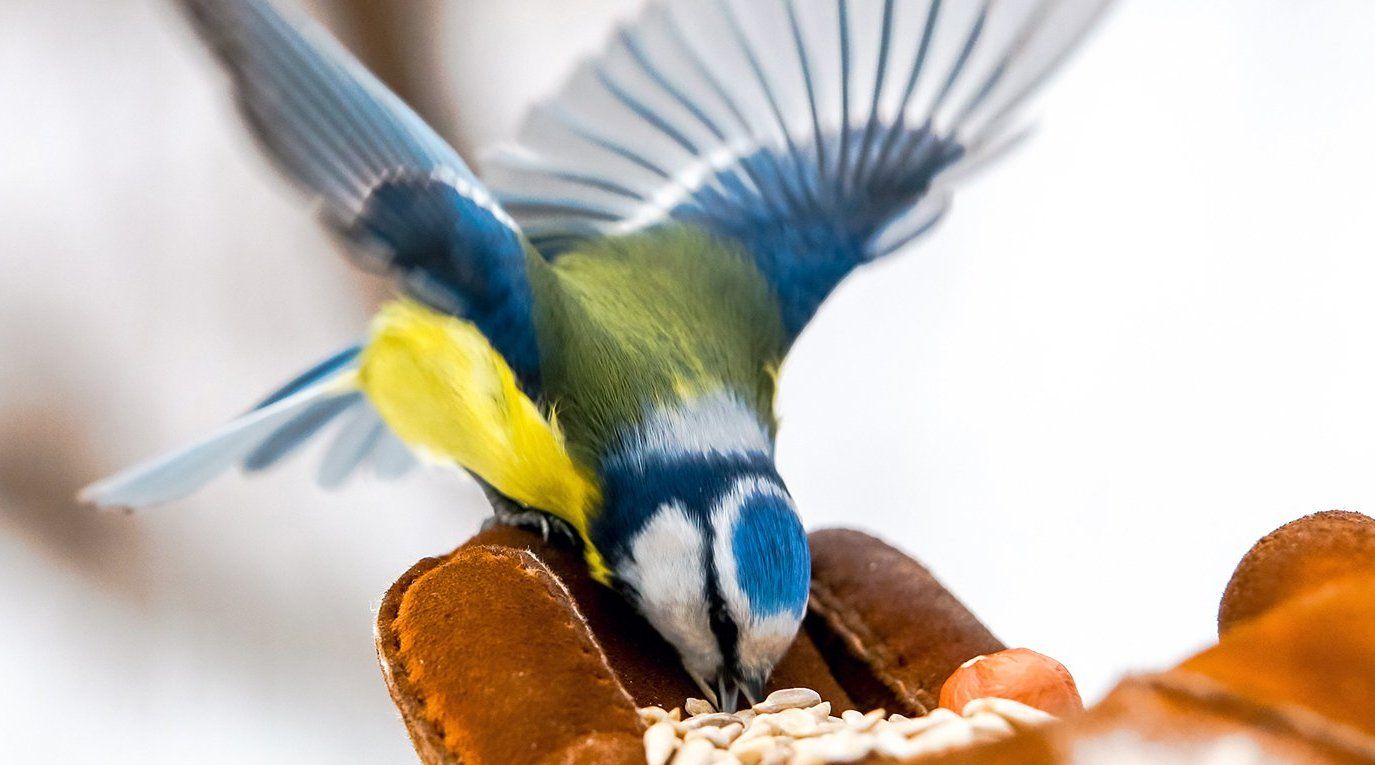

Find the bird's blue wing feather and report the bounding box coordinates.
[486,0,1113,345]
[80,347,420,509]
[242,392,363,471]
[181,0,540,389]
[252,345,360,410]
[82,0,521,509]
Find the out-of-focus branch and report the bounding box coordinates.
[0,398,147,595]
[324,0,466,155]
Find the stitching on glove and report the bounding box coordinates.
[808,578,922,710]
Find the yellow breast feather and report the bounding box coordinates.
[358,300,608,580]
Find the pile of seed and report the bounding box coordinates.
[638,687,1055,765]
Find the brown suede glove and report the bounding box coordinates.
[941,510,1375,765]
[376,512,1375,765]
[375,526,1003,765]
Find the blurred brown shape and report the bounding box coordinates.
[807,529,1005,716]
[326,0,456,145]
[935,510,1375,765]
[0,399,145,594]
[376,527,1000,765]
[1218,509,1375,635]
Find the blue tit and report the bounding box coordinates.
[82,0,1113,710]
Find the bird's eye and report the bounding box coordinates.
[610,576,640,604]
[709,598,736,635]
[708,596,741,666]
[710,600,729,625]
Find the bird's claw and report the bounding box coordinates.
[488,502,579,547]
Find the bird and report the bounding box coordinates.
[82,0,1113,711]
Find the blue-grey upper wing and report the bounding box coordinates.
[486,0,1112,346]
[181,0,541,388]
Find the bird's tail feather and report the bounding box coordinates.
[80,352,414,510]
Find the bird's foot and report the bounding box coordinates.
[485,502,579,547]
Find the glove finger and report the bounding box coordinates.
[1218,510,1375,635]
[806,529,1004,716]
[377,543,645,765]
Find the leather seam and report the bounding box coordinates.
[809,578,923,710]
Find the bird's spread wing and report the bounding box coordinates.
[486,0,1112,346]
[181,0,541,389]
[82,0,552,509]
[78,348,418,508]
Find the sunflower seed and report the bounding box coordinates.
[967,711,1017,741]
[905,719,977,756]
[672,737,717,765]
[686,723,742,748]
[640,706,673,725]
[643,721,679,765]
[752,688,822,713]
[685,697,716,716]
[961,697,1056,729]
[790,729,871,763]
[641,689,1049,765]
[840,709,884,732]
[729,734,784,764]
[681,712,743,730]
[770,708,819,737]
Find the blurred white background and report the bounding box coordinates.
[4,0,1375,761]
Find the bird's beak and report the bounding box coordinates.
[697,669,767,714]
[711,673,765,713]
[740,677,765,708]
[715,674,740,713]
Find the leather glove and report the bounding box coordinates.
[376,512,1375,764]
[375,526,1003,765]
[941,510,1375,765]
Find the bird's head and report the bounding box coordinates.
[599,458,810,712]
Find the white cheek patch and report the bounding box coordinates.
[735,612,802,679]
[619,502,721,681]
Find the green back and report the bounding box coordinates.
[528,225,787,465]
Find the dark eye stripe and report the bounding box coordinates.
[704,530,741,675]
